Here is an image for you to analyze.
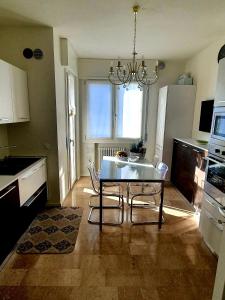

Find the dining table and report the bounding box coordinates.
[99,156,166,231]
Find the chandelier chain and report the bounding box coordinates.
[133,10,137,57]
[108,4,159,88]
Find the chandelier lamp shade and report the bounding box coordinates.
[108,5,159,88]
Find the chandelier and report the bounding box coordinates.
[108,5,159,88]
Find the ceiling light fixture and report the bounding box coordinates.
[108,5,158,89]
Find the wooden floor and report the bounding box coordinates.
[0,177,217,300]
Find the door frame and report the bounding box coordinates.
[65,69,78,190]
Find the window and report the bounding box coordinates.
[116,83,143,139]
[86,81,112,139]
[86,80,144,140]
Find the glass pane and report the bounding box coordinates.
[116,83,143,139]
[87,81,112,139]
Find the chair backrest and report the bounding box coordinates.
[87,161,99,194]
[157,162,168,179]
[153,154,159,167]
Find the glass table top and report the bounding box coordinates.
[99,157,164,182]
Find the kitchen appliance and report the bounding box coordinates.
[210,106,225,146]
[200,111,225,255]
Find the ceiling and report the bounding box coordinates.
[0,0,225,60]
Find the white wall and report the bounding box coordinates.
[0,26,60,205]
[53,31,79,203]
[78,58,185,175]
[185,37,225,140]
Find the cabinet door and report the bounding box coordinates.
[0,60,13,123]
[11,65,30,122]
[171,140,207,205]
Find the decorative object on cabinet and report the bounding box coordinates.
[0,59,30,124]
[17,207,83,254]
[176,73,193,85]
[154,85,196,180]
[171,139,207,207]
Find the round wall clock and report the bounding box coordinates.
[33,48,44,60]
[23,48,33,59]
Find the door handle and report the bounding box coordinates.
[70,139,75,146]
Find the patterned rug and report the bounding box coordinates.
[17,207,83,254]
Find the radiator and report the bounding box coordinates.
[98,146,125,166]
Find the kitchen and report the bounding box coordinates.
[1,1,225,299]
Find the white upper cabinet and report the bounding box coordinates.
[215,58,225,106]
[0,59,30,124]
[0,60,13,124]
[11,65,30,122]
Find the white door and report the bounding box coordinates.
[66,71,77,188]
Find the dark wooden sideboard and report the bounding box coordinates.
[171,139,208,206]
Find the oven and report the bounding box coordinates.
[200,148,225,255]
[210,106,225,144]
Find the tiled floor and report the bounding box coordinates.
[0,177,217,300]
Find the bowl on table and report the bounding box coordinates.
[115,150,128,161]
[128,155,139,162]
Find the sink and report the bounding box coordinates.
[0,157,40,175]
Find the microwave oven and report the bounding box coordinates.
[210,106,225,145]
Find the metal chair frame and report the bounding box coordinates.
[129,162,168,225]
[87,162,124,225]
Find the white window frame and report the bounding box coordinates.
[83,79,147,143]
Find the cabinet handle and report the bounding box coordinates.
[218,207,225,218]
[21,165,43,180]
[182,144,188,148]
[204,196,217,208]
[19,117,28,120]
[0,185,16,199]
[0,118,9,121]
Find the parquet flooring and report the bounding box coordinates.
[0,177,217,300]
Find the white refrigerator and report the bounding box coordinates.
[155,85,196,180]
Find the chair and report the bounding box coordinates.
[87,161,124,225]
[128,162,168,224]
[126,154,160,205]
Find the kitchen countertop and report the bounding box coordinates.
[174,138,208,151]
[0,157,46,192]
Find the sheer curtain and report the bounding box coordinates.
[86,81,112,139]
[116,83,143,139]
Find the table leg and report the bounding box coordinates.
[159,181,164,230]
[100,180,103,231]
